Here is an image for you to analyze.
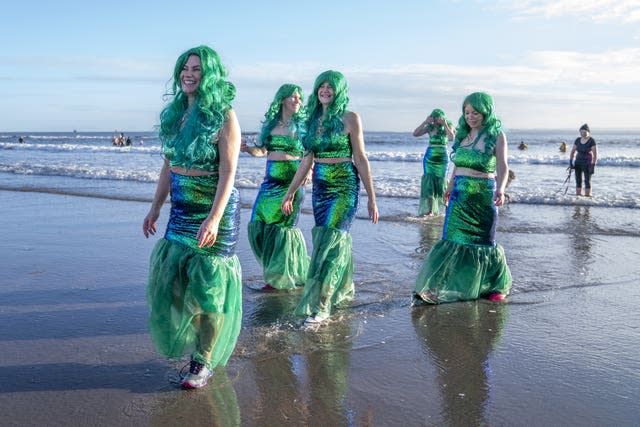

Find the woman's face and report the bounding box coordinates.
[580,129,590,138]
[317,82,335,107]
[180,54,202,97]
[464,103,484,130]
[281,91,302,115]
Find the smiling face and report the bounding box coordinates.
[180,54,202,100]
[281,91,302,116]
[317,82,335,108]
[464,103,484,130]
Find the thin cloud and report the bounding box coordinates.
[498,0,640,23]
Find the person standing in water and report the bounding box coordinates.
[282,70,378,324]
[569,124,597,197]
[143,45,242,389]
[413,92,512,305]
[412,109,455,216]
[242,83,310,291]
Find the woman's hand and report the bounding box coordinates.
[494,191,505,207]
[281,192,295,216]
[197,217,219,248]
[368,199,379,224]
[143,209,160,238]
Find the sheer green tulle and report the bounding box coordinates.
[147,239,242,369]
[247,221,309,290]
[295,226,354,317]
[419,173,446,216]
[414,239,512,304]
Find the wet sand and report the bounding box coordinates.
[1,190,639,426]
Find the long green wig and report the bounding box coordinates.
[303,70,349,149]
[453,92,503,154]
[257,83,306,146]
[159,45,236,168]
[425,108,453,137]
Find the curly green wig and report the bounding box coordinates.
[257,83,306,146]
[159,45,236,169]
[425,108,453,137]
[453,92,503,153]
[304,70,349,148]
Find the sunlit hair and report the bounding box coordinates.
[453,92,503,153]
[257,83,306,146]
[304,70,349,149]
[425,108,453,137]
[159,45,236,168]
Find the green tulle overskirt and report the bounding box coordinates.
[295,226,354,317]
[147,239,242,369]
[413,239,512,304]
[247,221,309,290]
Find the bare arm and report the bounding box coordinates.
[413,116,433,137]
[494,131,509,207]
[196,109,241,248]
[143,159,171,237]
[346,111,378,224]
[591,144,598,164]
[281,153,314,215]
[240,137,267,157]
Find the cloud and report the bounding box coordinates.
[498,0,640,23]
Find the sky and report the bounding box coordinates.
[1,0,640,132]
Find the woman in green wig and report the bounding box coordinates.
[412,109,455,216]
[281,70,379,324]
[413,92,512,305]
[143,45,242,389]
[241,83,310,291]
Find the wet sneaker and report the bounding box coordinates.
[261,284,276,291]
[487,292,506,302]
[305,313,329,324]
[181,360,213,389]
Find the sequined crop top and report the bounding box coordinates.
[428,133,448,146]
[265,134,304,157]
[452,147,496,174]
[307,134,353,158]
[163,132,220,173]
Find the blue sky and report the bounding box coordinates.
[2,0,639,132]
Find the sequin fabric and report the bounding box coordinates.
[251,160,304,226]
[307,134,353,159]
[312,161,360,231]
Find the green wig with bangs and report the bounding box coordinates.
[425,108,453,137]
[452,92,502,154]
[304,70,349,149]
[257,83,306,146]
[159,45,236,169]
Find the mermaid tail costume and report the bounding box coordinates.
[147,137,242,370]
[419,133,449,216]
[414,135,512,304]
[295,134,359,318]
[248,135,309,290]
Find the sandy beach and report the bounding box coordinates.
[1,189,639,427]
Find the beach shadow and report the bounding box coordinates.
[0,360,170,394]
[0,305,148,341]
[411,302,508,426]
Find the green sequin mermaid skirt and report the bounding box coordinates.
[419,145,448,216]
[295,162,359,318]
[248,160,309,290]
[147,172,242,369]
[414,175,512,304]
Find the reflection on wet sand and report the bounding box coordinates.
[416,220,444,256]
[569,206,595,275]
[150,369,240,426]
[242,319,354,425]
[411,302,508,426]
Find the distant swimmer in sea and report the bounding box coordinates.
[518,140,528,150]
[18,136,24,144]
[559,140,568,153]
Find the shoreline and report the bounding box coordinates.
[1,190,639,426]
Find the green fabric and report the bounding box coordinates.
[295,226,354,317]
[147,239,242,369]
[419,174,446,216]
[414,239,512,303]
[247,221,309,290]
